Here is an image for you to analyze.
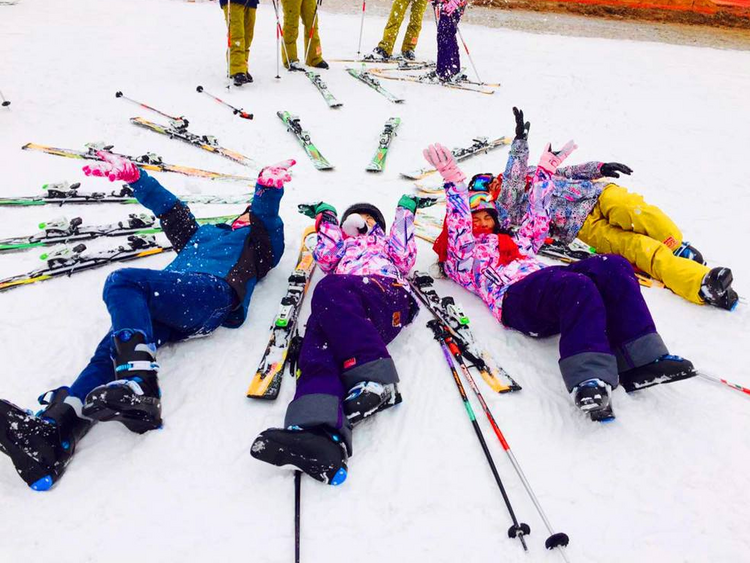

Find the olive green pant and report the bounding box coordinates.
[223,4,257,75]
[281,0,323,66]
[377,0,429,56]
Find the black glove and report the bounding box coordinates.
[513,107,530,141]
[600,162,633,178]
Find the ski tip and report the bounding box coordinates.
[30,475,54,491]
[329,467,347,486]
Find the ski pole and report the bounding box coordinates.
[304,0,323,66]
[226,0,232,88]
[271,0,295,74]
[294,471,302,563]
[356,0,366,58]
[456,24,483,84]
[114,91,188,129]
[427,319,530,552]
[444,333,571,559]
[195,86,253,120]
[0,91,10,107]
[698,371,750,397]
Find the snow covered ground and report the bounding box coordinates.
[1,0,750,561]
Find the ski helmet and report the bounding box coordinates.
[341,203,386,233]
[469,191,500,232]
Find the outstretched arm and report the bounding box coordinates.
[386,195,435,274]
[299,202,345,273]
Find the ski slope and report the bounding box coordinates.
[1,0,749,561]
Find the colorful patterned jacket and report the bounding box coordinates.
[313,206,417,284]
[497,139,605,244]
[443,165,557,323]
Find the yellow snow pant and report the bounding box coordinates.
[223,4,257,76]
[377,0,429,56]
[577,184,709,305]
[281,0,323,67]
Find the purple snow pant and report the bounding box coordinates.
[436,11,461,80]
[501,255,668,392]
[285,274,417,453]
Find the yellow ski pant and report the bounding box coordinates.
[223,4,257,76]
[577,184,709,305]
[377,0,429,56]
[281,0,323,66]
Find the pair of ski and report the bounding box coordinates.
[368,67,500,95]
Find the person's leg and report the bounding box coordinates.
[281,0,300,66]
[378,0,410,56]
[223,3,247,76]
[501,267,618,391]
[401,0,428,54]
[436,12,460,80]
[243,6,257,73]
[301,0,323,66]
[578,211,709,305]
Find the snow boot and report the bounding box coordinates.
[0,387,91,491]
[401,50,416,61]
[673,241,705,265]
[82,330,162,434]
[572,379,614,422]
[231,73,249,87]
[312,60,329,70]
[619,355,697,393]
[287,60,305,72]
[344,381,402,426]
[251,426,348,485]
[370,46,390,60]
[699,267,739,311]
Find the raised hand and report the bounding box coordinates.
[537,140,577,174]
[600,162,633,178]
[258,159,296,188]
[398,194,438,213]
[298,201,336,219]
[513,107,530,141]
[423,143,466,185]
[82,151,141,183]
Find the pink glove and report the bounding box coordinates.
[82,151,141,183]
[537,141,577,174]
[423,143,466,185]
[443,0,461,15]
[258,159,296,188]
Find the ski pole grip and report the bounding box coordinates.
[239,111,254,120]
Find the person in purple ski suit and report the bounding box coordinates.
[432,0,466,81]
[423,136,697,421]
[251,195,434,484]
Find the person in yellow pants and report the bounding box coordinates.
[372,0,429,61]
[220,0,258,86]
[281,0,327,70]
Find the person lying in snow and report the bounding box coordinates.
[251,195,434,485]
[425,137,697,422]
[0,153,291,491]
[484,107,738,311]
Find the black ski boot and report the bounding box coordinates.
[401,50,416,61]
[699,267,739,311]
[231,73,249,87]
[0,387,91,491]
[244,72,254,84]
[344,381,402,426]
[82,330,162,433]
[312,60,329,70]
[370,47,390,61]
[619,355,697,393]
[251,426,348,485]
[572,379,615,422]
[673,241,706,265]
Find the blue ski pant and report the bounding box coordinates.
[69,268,236,401]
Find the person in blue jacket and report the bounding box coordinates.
[0,152,294,491]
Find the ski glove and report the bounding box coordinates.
[298,201,337,219]
[513,107,530,141]
[600,162,633,178]
[258,159,296,188]
[82,151,141,184]
[537,141,577,175]
[398,194,438,214]
[423,143,466,185]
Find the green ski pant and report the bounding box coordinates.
[281,0,323,66]
[223,4,257,75]
[377,0,429,56]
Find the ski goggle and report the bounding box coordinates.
[468,173,495,192]
[468,191,494,211]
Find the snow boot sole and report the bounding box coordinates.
[83,387,161,434]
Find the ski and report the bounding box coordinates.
[366,117,401,172]
[330,54,433,65]
[369,68,499,95]
[22,143,256,183]
[277,111,334,171]
[247,226,318,400]
[0,236,172,293]
[0,182,253,207]
[0,213,235,253]
[305,71,343,109]
[409,271,521,393]
[130,117,258,168]
[400,136,511,180]
[346,68,404,104]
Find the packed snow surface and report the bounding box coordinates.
[1,0,749,561]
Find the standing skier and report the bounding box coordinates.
[426,113,696,421]
[251,195,433,484]
[281,0,328,70]
[484,108,738,310]
[220,0,259,86]
[371,0,429,61]
[0,152,293,490]
[431,0,466,81]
